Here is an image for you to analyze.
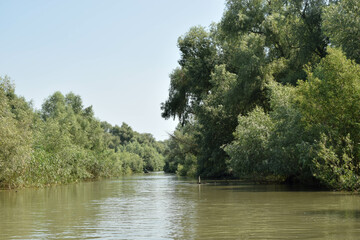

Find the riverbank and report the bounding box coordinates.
[0,77,166,189]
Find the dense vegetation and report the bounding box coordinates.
[0,78,165,189]
[162,0,360,190]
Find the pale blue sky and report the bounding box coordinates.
[0,0,225,140]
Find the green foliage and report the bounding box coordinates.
[0,79,166,189]
[225,107,274,177]
[160,1,360,191]
[296,48,360,189]
[297,48,360,141]
[225,48,360,189]
[110,123,134,146]
[220,0,327,84]
[160,0,360,190]
[163,123,198,177]
[311,134,360,190]
[225,80,311,181]
[0,77,33,188]
[195,65,240,177]
[161,26,219,123]
[323,0,360,63]
[123,141,164,171]
[103,122,165,172]
[266,81,311,179]
[162,0,329,179]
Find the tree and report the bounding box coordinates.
[225,106,274,177]
[65,92,83,114]
[163,123,199,176]
[0,77,33,188]
[297,48,360,189]
[110,123,134,145]
[323,0,360,63]
[41,91,66,120]
[161,0,329,178]
[161,26,219,123]
[225,81,311,181]
[220,0,327,85]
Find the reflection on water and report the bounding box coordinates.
[1,172,360,239]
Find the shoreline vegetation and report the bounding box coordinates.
[0,77,166,189]
[2,0,360,191]
[162,0,360,191]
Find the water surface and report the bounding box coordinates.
[1,172,359,239]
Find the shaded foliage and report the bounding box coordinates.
[163,0,360,190]
[162,0,328,179]
[225,48,360,190]
[163,123,198,177]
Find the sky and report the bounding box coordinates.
[0,0,226,141]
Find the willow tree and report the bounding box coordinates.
[0,77,33,188]
[323,0,360,63]
[162,0,329,178]
[297,48,360,189]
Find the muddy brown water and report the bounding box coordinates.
[1,172,359,239]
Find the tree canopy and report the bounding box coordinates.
[0,78,165,189]
[162,0,360,190]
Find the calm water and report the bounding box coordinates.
[1,172,360,239]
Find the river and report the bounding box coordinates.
[1,172,359,239]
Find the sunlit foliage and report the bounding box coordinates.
[0,80,165,189]
[163,0,360,190]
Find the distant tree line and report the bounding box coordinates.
[0,79,165,189]
[162,0,360,190]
